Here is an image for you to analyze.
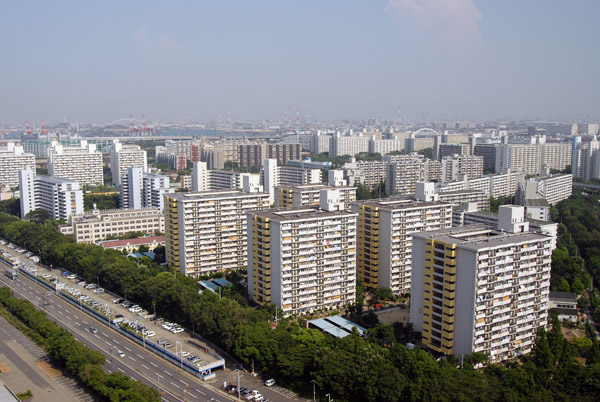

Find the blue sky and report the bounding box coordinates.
[1,1,599,123]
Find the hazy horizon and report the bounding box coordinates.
[1,1,599,123]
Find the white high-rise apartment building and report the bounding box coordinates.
[329,133,370,157]
[247,204,357,316]
[384,154,426,195]
[47,140,103,186]
[441,155,483,182]
[120,167,173,211]
[369,137,405,155]
[351,184,453,294]
[0,143,36,190]
[19,167,83,221]
[496,144,542,176]
[275,184,356,210]
[541,143,571,172]
[340,159,388,187]
[411,206,553,362]
[165,190,270,277]
[110,139,148,185]
[572,136,600,182]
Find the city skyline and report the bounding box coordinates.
[1,1,599,122]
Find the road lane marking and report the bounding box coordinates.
[150,362,157,367]
[142,364,149,370]
[164,370,172,376]
[170,381,179,388]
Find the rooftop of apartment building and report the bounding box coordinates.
[352,197,451,210]
[169,189,268,201]
[438,189,487,196]
[250,205,356,222]
[413,224,551,250]
[276,184,354,191]
[71,207,162,222]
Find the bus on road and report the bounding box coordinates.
[4,269,18,280]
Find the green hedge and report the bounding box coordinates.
[0,287,160,402]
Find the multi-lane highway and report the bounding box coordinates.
[0,244,298,402]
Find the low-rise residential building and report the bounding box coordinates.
[60,207,164,243]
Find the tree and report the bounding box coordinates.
[532,327,553,369]
[24,209,51,224]
[374,287,394,301]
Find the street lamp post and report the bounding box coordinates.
[312,380,316,401]
[235,369,243,400]
[326,393,332,402]
[176,341,183,368]
[251,359,254,376]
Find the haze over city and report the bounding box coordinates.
[1,0,599,122]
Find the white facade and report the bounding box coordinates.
[411,219,553,362]
[62,207,164,243]
[47,140,103,186]
[572,137,600,182]
[329,133,370,157]
[165,190,270,277]
[19,167,83,221]
[340,159,388,187]
[384,154,426,195]
[120,167,173,211]
[247,206,357,316]
[0,144,36,190]
[351,198,453,294]
[110,140,148,185]
[441,155,483,182]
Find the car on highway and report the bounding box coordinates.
[117,350,125,358]
[89,327,98,334]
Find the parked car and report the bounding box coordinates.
[68,274,77,280]
[264,379,276,387]
[94,288,104,294]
